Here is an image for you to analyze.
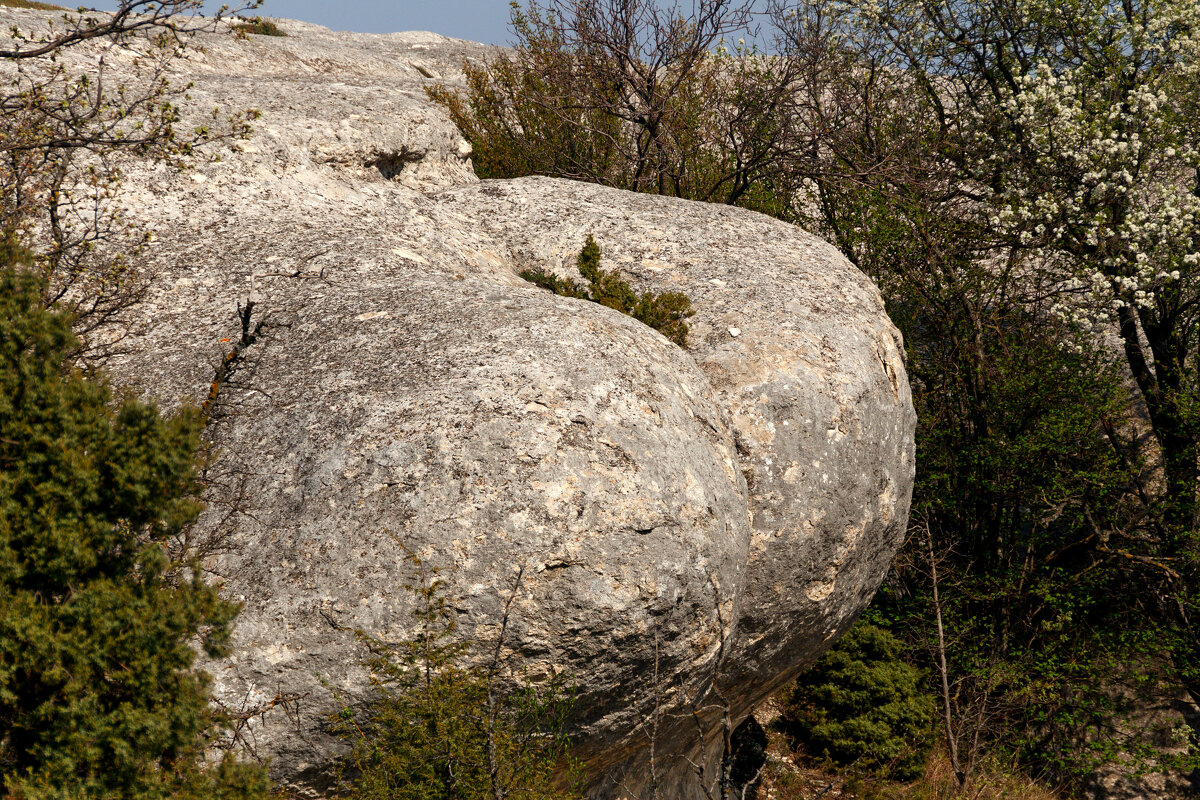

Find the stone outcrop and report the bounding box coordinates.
[1083,681,1200,800]
[7,10,916,797]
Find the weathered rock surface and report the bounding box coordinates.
[8,10,916,798]
[1083,682,1200,800]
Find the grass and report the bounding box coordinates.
[761,746,1065,800]
[232,17,287,37]
[0,0,66,10]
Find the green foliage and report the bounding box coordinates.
[851,0,1200,545]
[232,17,286,36]
[333,554,581,800]
[835,169,1181,782]
[810,8,1200,768]
[520,235,695,347]
[0,258,269,799]
[783,622,934,780]
[784,13,1199,778]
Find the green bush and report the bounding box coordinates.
[783,622,934,780]
[521,235,695,347]
[232,17,287,37]
[0,254,269,799]
[332,554,581,800]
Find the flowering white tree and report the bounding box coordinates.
[819,0,1200,539]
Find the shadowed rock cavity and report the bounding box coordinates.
[367,147,425,180]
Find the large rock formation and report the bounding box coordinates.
[8,10,916,797]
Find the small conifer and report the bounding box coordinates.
[0,256,269,799]
[333,554,581,800]
[783,622,934,780]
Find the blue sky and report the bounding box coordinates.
[87,2,771,46]
[252,1,516,43]
[78,2,544,44]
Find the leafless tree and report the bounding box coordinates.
[925,522,967,789]
[432,0,816,209]
[527,0,755,194]
[0,1,260,350]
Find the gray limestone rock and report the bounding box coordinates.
[8,10,916,797]
[438,178,916,788]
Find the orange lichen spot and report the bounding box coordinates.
[202,380,220,411]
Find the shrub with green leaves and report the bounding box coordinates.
[783,622,933,780]
[333,554,581,800]
[521,235,695,347]
[0,254,269,799]
[232,17,286,37]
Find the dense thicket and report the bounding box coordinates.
[0,5,276,798]
[426,0,807,214]
[433,0,1200,790]
[782,0,1200,783]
